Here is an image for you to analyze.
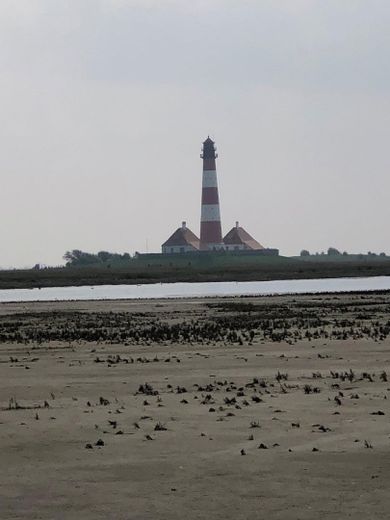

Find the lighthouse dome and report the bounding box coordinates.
[201,136,217,159]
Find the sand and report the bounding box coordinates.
[1,294,390,519]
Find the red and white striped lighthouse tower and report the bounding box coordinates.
[200,137,224,250]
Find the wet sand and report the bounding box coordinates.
[1,294,390,519]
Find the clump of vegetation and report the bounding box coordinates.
[276,371,288,382]
[138,383,159,396]
[7,397,20,410]
[251,395,263,403]
[5,397,49,411]
[154,422,167,431]
[303,385,321,394]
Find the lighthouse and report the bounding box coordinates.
[160,136,278,257]
[200,137,224,250]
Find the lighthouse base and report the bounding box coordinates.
[200,242,225,252]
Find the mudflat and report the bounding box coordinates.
[1,293,390,519]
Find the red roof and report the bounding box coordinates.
[223,225,264,250]
[162,225,200,249]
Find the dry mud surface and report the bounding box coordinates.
[1,293,390,519]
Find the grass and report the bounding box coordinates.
[1,253,390,289]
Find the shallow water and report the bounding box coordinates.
[0,276,390,302]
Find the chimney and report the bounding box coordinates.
[236,221,239,228]
[182,221,187,229]
[199,137,223,250]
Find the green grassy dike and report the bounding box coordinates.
[1,254,390,290]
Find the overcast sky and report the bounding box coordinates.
[0,0,389,267]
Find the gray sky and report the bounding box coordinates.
[1,0,389,267]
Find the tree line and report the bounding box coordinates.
[63,250,131,267]
[300,248,387,257]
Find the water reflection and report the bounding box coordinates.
[0,276,390,302]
